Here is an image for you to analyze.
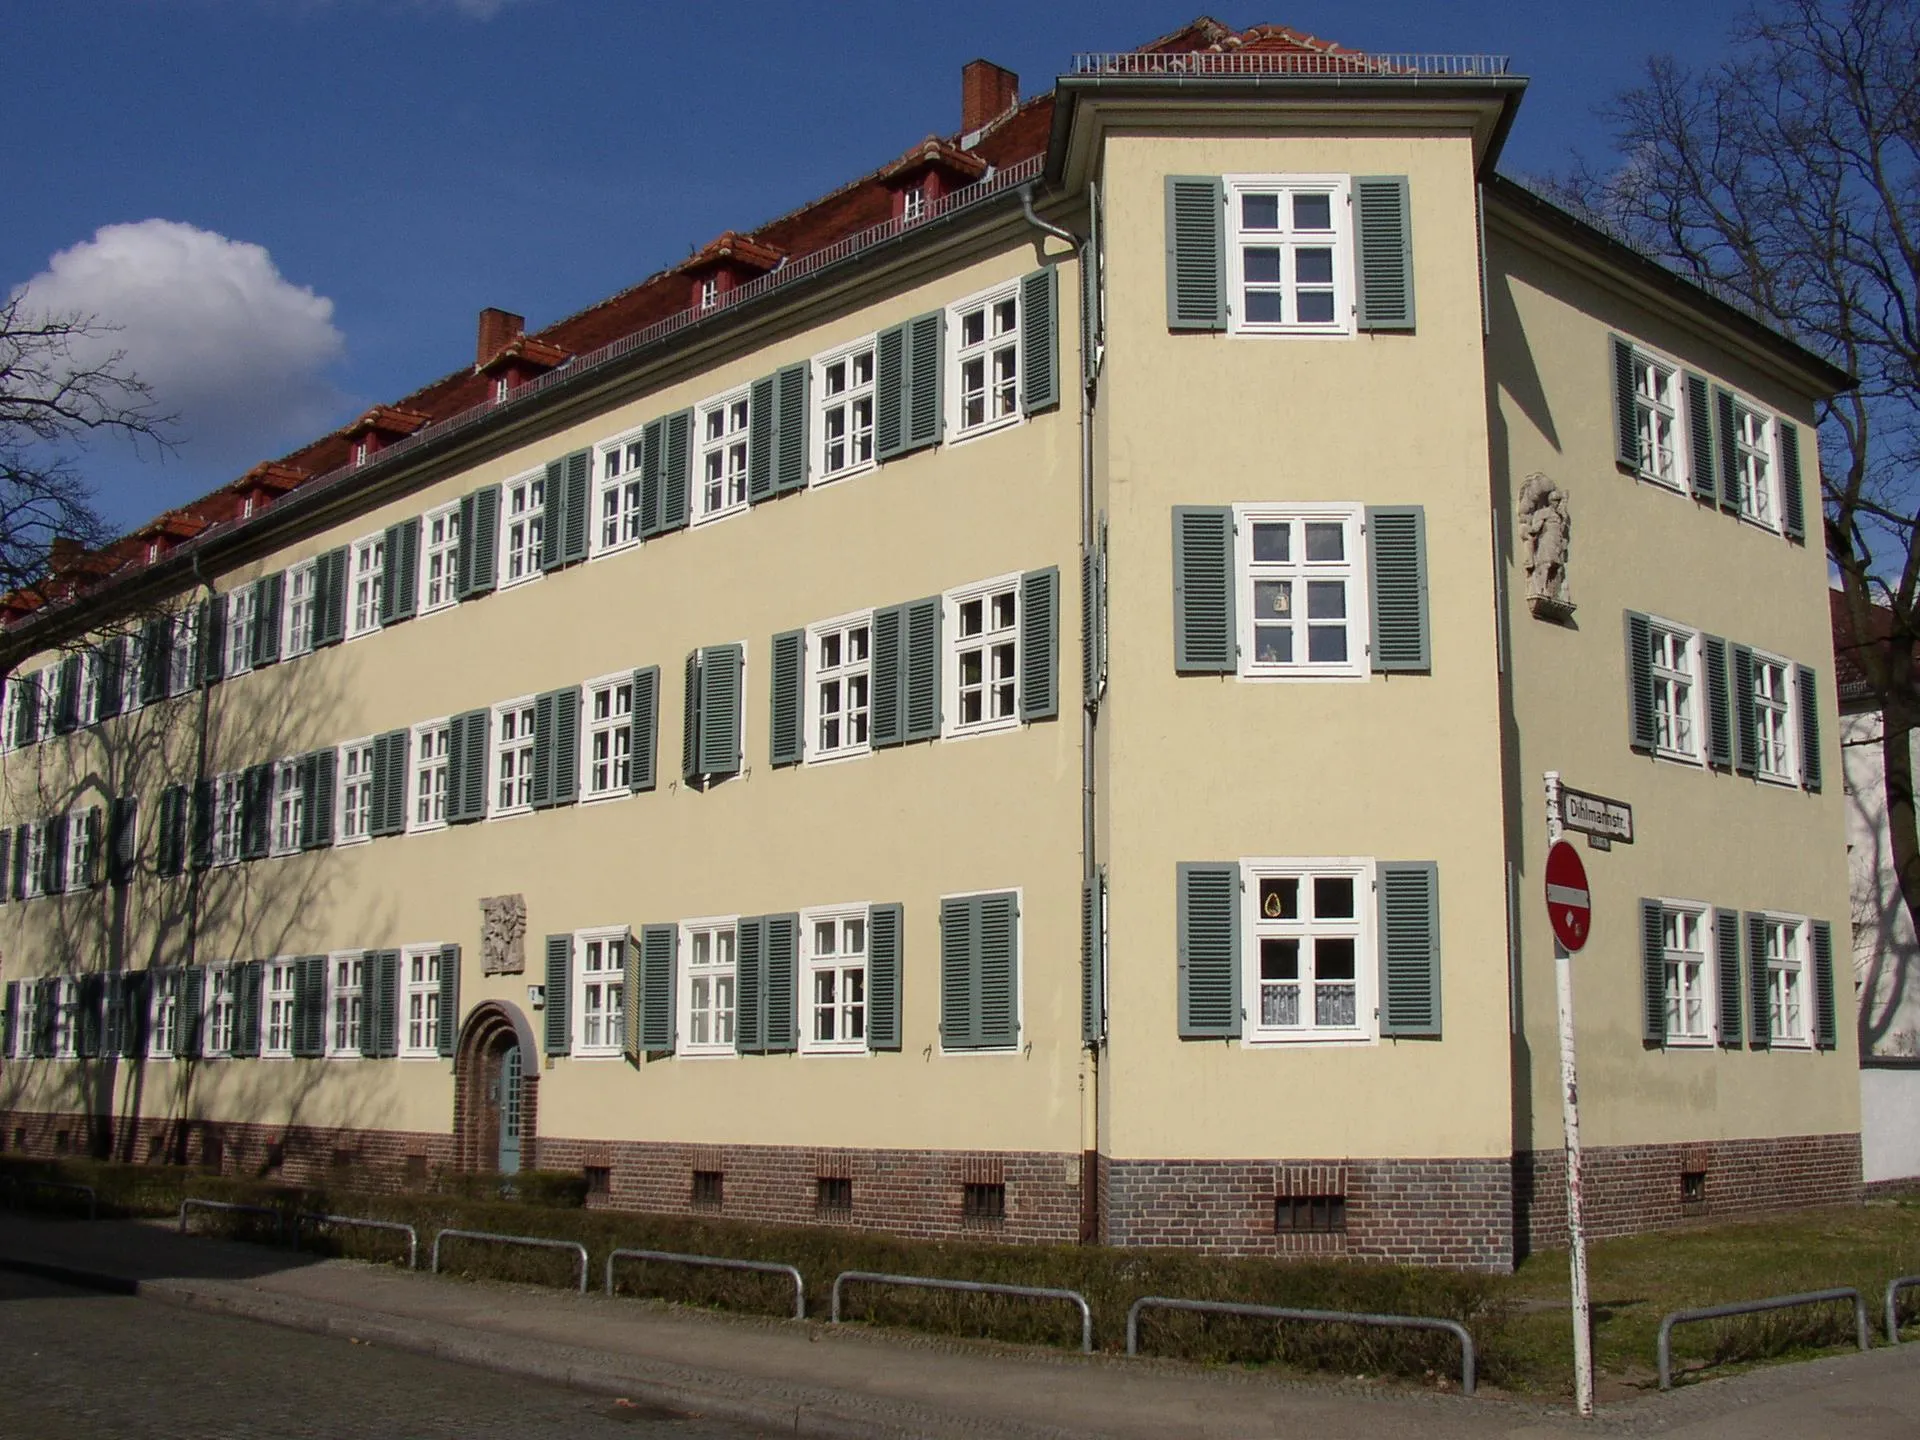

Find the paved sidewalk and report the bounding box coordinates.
[2,1212,1917,1439]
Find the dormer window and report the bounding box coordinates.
[242,495,255,519]
[494,376,511,403]
[903,184,928,224]
[353,439,371,467]
[699,277,719,311]
[147,542,160,564]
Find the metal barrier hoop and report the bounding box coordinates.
[295,1212,420,1270]
[178,1198,285,1243]
[605,1248,805,1319]
[7,1177,98,1221]
[1884,1275,1920,1346]
[1124,1296,1476,1395]
[430,1228,589,1293]
[830,1270,1093,1353]
[1657,1287,1871,1389]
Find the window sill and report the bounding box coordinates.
[345,627,382,644]
[947,413,1022,447]
[573,1047,625,1060]
[938,1045,1019,1057]
[1769,1036,1815,1051]
[1636,471,1687,494]
[490,805,533,822]
[1662,1034,1716,1049]
[1738,512,1782,536]
[677,1046,737,1060]
[804,746,872,768]
[692,501,748,529]
[1242,1032,1375,1048]
[1227,322,1355,341]
[799,1044,871,1058]
[323,1052,365,1062]
[1653,748,1705,767]
[812,461,876,489]
[418,599,458,620]
[398,1050,442,1062]
[1237,666,1367,684]
[335,834,373,848]
[1756,771,1799,789]
[942,717,1020,744]
[579,788,634,807]
[499,572,542,592]
[591,537,643,563]
[407,820,449,837]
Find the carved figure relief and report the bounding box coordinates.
[481,894,527,975]
[1518,472,1575,621]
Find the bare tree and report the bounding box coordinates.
[0,293,169,602]
[1555,0,1920,1018]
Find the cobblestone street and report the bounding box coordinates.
[0,1270,770,1439]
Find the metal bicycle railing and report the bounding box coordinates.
[830,1270,1092,1353]
[1657,1288,1871,1389]
[5,1176,98,1220]
[294,1212,419,1270]
[1883,1275,1920,1345]
[606,1248,805,1319]
[430,1228,588,1293]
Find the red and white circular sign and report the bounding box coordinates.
[1546,841,1592,952]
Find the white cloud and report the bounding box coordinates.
[11,219,348,477]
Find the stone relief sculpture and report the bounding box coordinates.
[481,894,527,975]
[1518,472,1574,621]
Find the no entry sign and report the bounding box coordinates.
[1546,841,1592,952]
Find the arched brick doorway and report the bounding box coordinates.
[452,1001,539,1174]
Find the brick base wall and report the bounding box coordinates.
[1515,1132,1862,1255]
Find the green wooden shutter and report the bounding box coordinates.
[0,829,10,903]
[1703,635,1733,769]
[436,943,460,1057]
[1178,862,1241,1038]
[313,547,349,647]
[369,730,409,837]
[252,572,284,668]
[77,975,105,1058]
[904,309,944,454]
[699,643,743,778]
[457,486,499,599]
[8,825,25,901]
[296,954,328,1057]
[83,806,103,888]
[1714,908,1744,1047]
[358,955,382,1058]
[638,417,667,536]
[1164,176,1225,330]
[156,786,183,875]
[45,815,68,894]
[976,892,1019,1049]
[381,517,420,624]
[682,649,702,783]
[1379,862,1442,1037]
[1020,567,1059,722]
[1082,870,1105,1047]
[376,950,400,1058]
[94,637,125,721]
[870,604,904,747]
[639,923,677,1052]
[108,795,137,886]
[629,667,659,792]
[1172,506,1235,673]
[1714,387,1741,511]
[1625,612,1657,751]
[1746,911,1771,1049]
[177,967,205,1059]
[769,629,805,767]
[1642,899,1667,1045]
[540,458,567,571]
[240,763,272,860]
[660,409,692,532]
[301,748,337,848]
[1354,175,1415,331]
[903,596,941,742]
[1779,420,1807,541]
[52,654,80,733]
[445,710,487,822]
[1685,373,1716,499]
[1797,665,1822,792]
[1731,644,1758,774]
[939,896,977,1050]
[747,374,778,503]
[199,595,227,687]
[1811,919,1836,1050]
[562,449,591,564]
[1610,336,1640,471]
[774,361,809,495]
[1,983,15,1057]
[122,972,150,1057]
[530,687,580,809]
[232,962,261,1058]
[735,915,765,1053]
[1019,266,1059,415]
[190,779,214,870]
[764,912,798,1054]
[622,935,642,1065]
[1366,506,1430,672]
[140,617,170,701]
[874,323,908,460]
[867,902,903,1051]
[544,933,572,1056]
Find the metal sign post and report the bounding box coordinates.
[1544,771,1594,1418]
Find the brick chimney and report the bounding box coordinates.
[477,307,525,367]
[961,60,1018,141]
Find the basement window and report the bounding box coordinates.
[816,1176,852,1214]
[584,1165,611,1197]
[1275,1194,1347,1234]
[1681,1170,1706,1206]
[962,1182,1006,1223]
[691,1169,724,1209]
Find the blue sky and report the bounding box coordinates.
[4,0,1756,533]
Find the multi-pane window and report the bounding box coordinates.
[1649,625,1699,761]
[698,390,750,521]
[52,979,78,1058]
[5,674,36,748]
[576,931,626,1055]
[273,758,302,855]
[226,586,256,677]
[21,823,45,899]
[1764,916,1808,1044]
[947,578,1019,734]
[214,772,245,866]
[596,434,646,552]
[1754,658,1795,783]
[681,921,737,1055]
[168,611,197,696]
[12,983,41,1057]
[412,721,450,829]
[65,811,94,892]
[809,614,872,761]
[1245,862,1371,1042]
[1631,351,1684,487]
[502,472,544,584]
[1662,905,1712,1043]
[328,953,364,1056]
[264,958,296,1057]
[803,908,867,1053]
[495,701,537,812]
[206,966,236,1056]
[951,285,1019,436]
[349,534,384,638]
[422,504,460,611]
[285,559,317,657]
[814,342,875,481]
[1732,401,1776,527]
[1237,506,1365,678]
[1226,176,1350,334]
[339,740,375,843]
[402,947,440,1057]
[78,652,101,728]
[584,677,632,798]
[150,972,179,1059]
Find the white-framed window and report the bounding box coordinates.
[1243,859,1374,1044]
[698,276,719,311]
[902,182,928,223]
[284,559,317,657]
[21,822,46,899]
[583,675,632,799]
[1630,348,1686,489]
[595,430,647,555]
[802,906,868,1054]
[12,982,41,1057]
[272,757,303,856]
[421,503,461,613]
[1235,504,1367,680]
[6,671,38,748]
[327,951,364,1057]
[205,965,236,1057]
[1753,656,1797,784]
[575,929,628,1055]
[213,771,244,866]
[263,958,296,1058]
[807,612,872,762]
[225,586,256,677]
[52,978,79,1059]
[411,720,450,831]
[64,810,94,892]
[78,651,101,728]
[697,388,750,524]
[348,533,384,638]
[494,699,537,814]
[813,339,876,483]
[1732,399,1778,528]
[945,575,1020,737]
[150,971,179,1060]
[338,739,375,844]
[1225,174,1352,335]
[948,282,1020,439]
[121,633,145,713]
[1657,903,1714,1043]
[501,470,544,586]
[168,610,197,696]
[1649,621,1701,763]
[679,918,738,1056]
[1762,914,1810,1046]
[401,946,441,1058]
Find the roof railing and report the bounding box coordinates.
[1071,50,1511,78]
